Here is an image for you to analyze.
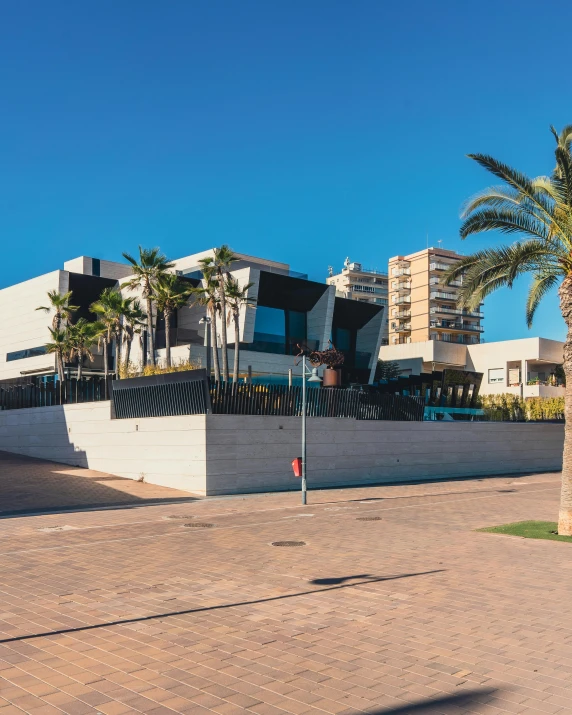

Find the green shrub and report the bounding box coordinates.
[477,393,564,421]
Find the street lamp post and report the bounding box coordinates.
[199,316,212,381]
[300,353,322,505]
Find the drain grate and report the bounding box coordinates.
[164,515,195,520]
[272,541,306,547]
[356,516,382,521]
[184,523,214,528]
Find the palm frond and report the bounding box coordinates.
[525,273,560,327]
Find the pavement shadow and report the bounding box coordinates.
[0,449,199,518]
[370,688,497,713]
[310,574,371,585]
[0,569,445,644]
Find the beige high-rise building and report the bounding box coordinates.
[387,247,484,346]
[327,259,389,344]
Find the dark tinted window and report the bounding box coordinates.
[7,346,47,362]
[92,258,101,276]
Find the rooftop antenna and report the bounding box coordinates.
[437,239,443,249]
[426,232,429,249]
[327,265,333,277]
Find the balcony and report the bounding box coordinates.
[393,281,411,293]
[394,310,411,318]
[430,320,484,333]
[391,268,411,277]
[396,323,411,332]
[392,296,411,305]
[430,306,484,319]
[429,261,454,272]
[430,291,458,301]
[430,276,463,288]
[430,333,480,345]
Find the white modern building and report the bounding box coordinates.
[378,337,565,398]
[0,250,385,386]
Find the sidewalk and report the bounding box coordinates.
[0,457,567,714]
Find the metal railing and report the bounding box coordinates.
[430,291,458,301]
[430,306,484,319]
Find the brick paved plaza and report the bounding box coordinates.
[0,451,570,714]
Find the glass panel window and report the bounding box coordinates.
[7,346,47,362]
[254,306,286,339]
[488,368,504,384]
[287,310,306,340]
[333,327,351,352]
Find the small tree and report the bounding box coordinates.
[212,245,238,382]
[36,290,79,330]
[375,359,402,381]
[122,300,147,375]
[225,275,256,384]
[153,275,194,368]
[67,319,103,380]
[122,247,174,366]
[45,327,70,383]
[192,260,221,382]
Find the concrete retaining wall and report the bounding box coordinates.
[0,403,564,495]
[0,402,207,493]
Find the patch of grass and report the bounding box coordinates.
[477,520,572,543]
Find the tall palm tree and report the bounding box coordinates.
[192,259,221,382]
[153,275,194,368]
[442,124,572,535]
[90,288,123,379]
[122,247,174,366]
[36,290,79,330]
[67,319,103,380]
[45,327,70,383]
[122,300,147,374]
[212,245,238,381]
[225,275,256,384]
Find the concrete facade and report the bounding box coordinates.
[1,249,384,385]
[0,402,563,495]
[379,336,566,398]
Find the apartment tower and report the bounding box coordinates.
[387,247,484,346]
[327,258,389,344]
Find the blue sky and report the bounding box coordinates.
[0,0,569,342]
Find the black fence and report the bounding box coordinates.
[209,382,424,421]
[0,370,425,422]
[0,376,109,411]
[111,370,211,419]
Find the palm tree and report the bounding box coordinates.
[212,245,238,381]
[122,247,174,366]
[36,290,79,330]
[153,275,194,368]
[443,124,572,535]
[67,319,103,380]
[45,327,70,383]
[90,288,123,379]
[192,259,221,382]
[122,300,146,374]
[225,275,256,384]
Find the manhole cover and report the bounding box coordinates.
[164,515,195,520]
[272,541,306,547]
[356,516,382,521]
[184,523,214,528]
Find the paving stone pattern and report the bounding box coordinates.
[0,452,569,714]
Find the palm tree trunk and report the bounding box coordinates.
[164,309,172,368]
[124,336,132,373]
[558,275,572,535]
[146,296,156,366]
[77,351,83,381]
[57,351,65,383]
[210,309,221,383]
[233,313,240,384]
[219,275,229,382]
[103,337,109,379]
[115,327,123,378]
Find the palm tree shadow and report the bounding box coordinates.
[370,688,497,713]
[310,574,371,585]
